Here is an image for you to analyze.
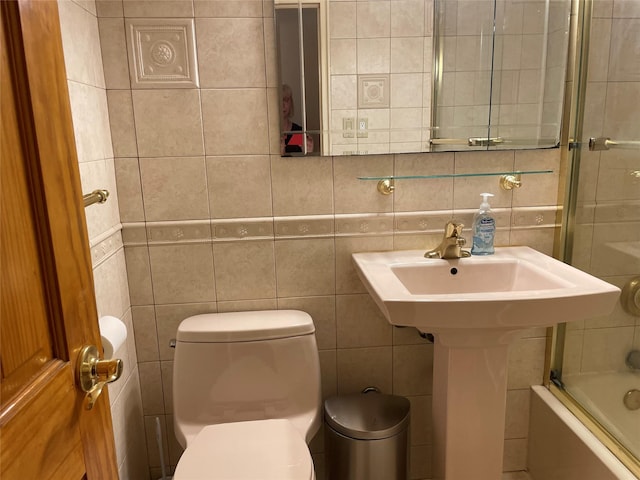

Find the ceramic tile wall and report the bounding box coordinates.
[562,2,640,377]
[57,1,149,478]
[328,0,434,155]
[95,1,563,478]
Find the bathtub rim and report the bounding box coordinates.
[541,384,640,478]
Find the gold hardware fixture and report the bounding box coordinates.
[83,189,109,207]
[425,221,471,259]
[468,137,504,147]
[588,137,640,151]
[500,174,522,190]
[621,276,640,317]
[377,179,395,195]
[76,345,123,410]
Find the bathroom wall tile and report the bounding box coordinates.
[334,155,394,213]
[107,91,138,158]
[68,82,114,163]
[453,150,515,209]
[148,244,216,304]
[263,18,278,88]
[201,89,270,155]
[155,302,217,361]
[93,247,131,320]
[505,388,530,439]
[513,149,561,207]
[335,235,394,294]
[99,17,130,89]
[410,444,431,480]
[161,361,173,414]
[509,227,557,256]
[96,0,123,17]
[122,0,193,17]
[357,38,391,74]
[331,75,358,109]
[319,350,338,399]
[507,337,546,389]
[114,157,144,222]
[138,361,165,414]
[271,155,334,215]
[393,343,434,396]
[124,245,154,305]
[408,395,431,446]
[166,413,184,468]
[212,241,276,301]
[194,0,262,17]
[278,296,337,350]
[266,88,281,155]
[132,306,158,362]
[58,0,106,87]
[393,152,455,212]
[132,89,204,157]
[274,238,335,297]
[139,156,209,221]
[329,1,356,39]
[330,39,357,75]
[393,325,431,346]
[390,74,424,109]
[217,299,277,312]
[391,37,424,74]
[111,369,148,477]
[337,346,393,394]
[503,437,527,472]
[206,155,272,219]
[604,82,640,139]
[609,19,640,81]
[357,1,390,38]
[336,294,392,348]
[196,18,266,88]
[391,0,425,37]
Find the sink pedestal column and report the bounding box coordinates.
[431,332,517,480]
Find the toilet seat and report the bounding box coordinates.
[173,419,315,480]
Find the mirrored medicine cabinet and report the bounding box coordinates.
[275,0,572,156]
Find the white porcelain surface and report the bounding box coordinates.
[352,246,620,335]
[174,419,314,480]
[352,246,620,480]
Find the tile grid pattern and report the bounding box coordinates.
[92,0,563,478]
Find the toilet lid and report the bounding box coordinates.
[174,419,314,480]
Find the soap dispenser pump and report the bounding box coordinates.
[471,193,495,255]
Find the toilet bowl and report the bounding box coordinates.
[172,310,322,479]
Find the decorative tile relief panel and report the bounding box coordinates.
[125,19,199,88]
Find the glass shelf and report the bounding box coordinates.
[357,170,553,181]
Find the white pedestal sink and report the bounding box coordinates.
[352,247,620,480]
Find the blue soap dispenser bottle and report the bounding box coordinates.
[471,193,495,255]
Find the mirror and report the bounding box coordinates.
[275,0,571,156]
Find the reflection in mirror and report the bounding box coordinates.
[431,0,571,151]
[276,5,322,155]
[275,0,571,156]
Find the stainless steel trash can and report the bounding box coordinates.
[324,391,410,480]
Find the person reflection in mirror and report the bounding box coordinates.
[281,84,313,155]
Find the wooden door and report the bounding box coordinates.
[0,0,119,478]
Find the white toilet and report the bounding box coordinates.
[172,310,322,480]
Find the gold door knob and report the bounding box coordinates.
[76,345,123,410]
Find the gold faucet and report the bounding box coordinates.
[425,221,471,259]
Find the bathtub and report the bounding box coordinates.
[528,385,639,480]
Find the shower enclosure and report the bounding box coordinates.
[552,0,640,475]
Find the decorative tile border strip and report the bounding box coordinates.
[121,206,562,246]
[90,225,124,268]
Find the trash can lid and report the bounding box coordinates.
[324,392,410,440]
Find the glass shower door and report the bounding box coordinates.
[557,0,640,465]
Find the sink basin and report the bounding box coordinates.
[353,246,621,480]
[353,246,620,333]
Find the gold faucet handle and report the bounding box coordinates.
[445,221,464,237]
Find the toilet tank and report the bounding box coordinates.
[173,310,322,448]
